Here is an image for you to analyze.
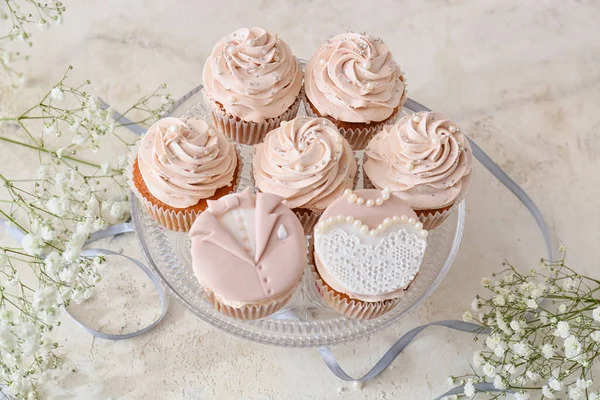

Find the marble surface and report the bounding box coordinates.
[1,0,600,398]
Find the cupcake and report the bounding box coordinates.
[202,27,303,145]
[129,117,238,232]
[252,116,357,232]
[363,111,473,230]
[189,188,307,319]
[303,32,407,150]
[313,189,428,319]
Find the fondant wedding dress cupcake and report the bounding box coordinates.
[313,189,427,319]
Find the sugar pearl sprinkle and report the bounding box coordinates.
[343,188,391,206]
[314,213,428,238]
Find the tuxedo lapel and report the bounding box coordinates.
[189,211,254,264]
[253,192,283,263]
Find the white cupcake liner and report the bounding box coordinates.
[127,142,241,232]
[204,288,293,320]
[303,95,401,151]
[204,90,302,145]
[312,267,400,320]
[293,208,321,234]
[415,205,455,231]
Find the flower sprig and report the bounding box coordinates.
[0,0,66,83]
[0,67,173,399]
[446,247,600,400]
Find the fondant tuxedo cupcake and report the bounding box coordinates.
[313,189,427,319]
[189,188,307,319]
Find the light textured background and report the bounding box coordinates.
[1,0,599,398]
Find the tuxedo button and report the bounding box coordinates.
[257,265,263,270]
[263,277,269,283]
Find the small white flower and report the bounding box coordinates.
[493,295,505,306]
[56,147,66,158]
[22,233,44,255]
[514,391,530,400]
[47,197,63,215]
[555,321,570,338]
[549,377,563,391]
[494,343,506,358]
[589,392,600,400]
[472,351,484,367]
[482,363,496,378]
[564,335,582,359]
[541,343,554,359]
[58,265,78,284]
[526,299,538,309]
[92,218,108,231]
[542,386,555,398]
[71,288,86,304]
[558,304,567,313]
[51,87,64,101]
[69,118,81,133]
[481,277,491,286]
[462,311,473,322]
[590,331,600,342]
[568,386,586,400]
[512,341,532,359]
[496,311,511,335]
[494,375,507,390]
[463,379,475,398]
[593,307,600,322]
[503,364,516,374]
[55,14,63,25]
[37,164,52,179]
[101,162,110,175]
[510,320,520,331]
[540,311,549,324]
[447,376,455,385]
[32,286,58,310]
[39,223,56,241]
[44,250,63,275]
[486,334,501,350]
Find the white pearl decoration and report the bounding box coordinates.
[365,81,375,90]
[319,58,327,65]
[431,136,441,145]
[227,96,236,104]
[246,38,256,46]
[406,162,415,172]
[227,45,237,55]
[343,188,392,207]
[297,142,307,151]
[361,60,371,70]
[449,125,457,133]
[167,124,181,134]
[412,115,421,123]
[313,213,428,239]
[294,164,305,172]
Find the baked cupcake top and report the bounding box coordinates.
[314,189,427,302]
[364,111,473,210]
[304,32,406,124]
[189,188,306,304]
[137,117,237,209]
[202,27,302,123]
[252,116,357,210]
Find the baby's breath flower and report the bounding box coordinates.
[481,277,491,287]
[463,379,475,398]
[50,87,64,101]
[462,311,473,322]
[589,392,600,400]
[564,335,582,359]
[549,377,563,391]
[526,298,538,309]
[472,351,483,368]
[56,147,65,158]
[558,303,567,313]
[493,294,505,306]
[555,321,570,338]
[541,343,554,359]
[514,391,530,400]
[482,363,496,378]
[21,233,44,255]
[592,307,600,322]
[471,298,480,311]
[562,278,574,291]
[526,370,540,383]
[494,375,507,390]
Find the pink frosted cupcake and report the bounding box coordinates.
[363,111,473,230]
[202,27,303,145]
[313,189,428,319]
[189,188,307,319]
[128,117,239,232]
[304,32,407,150]
[252,116,357,232]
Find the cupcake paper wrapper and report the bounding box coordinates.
[204,288,293,320]
[415,205,455,231]
[293,208,321,234]
[127,142,242,232]
[303,95,401,151]
[204,90,302,145]
[312,267,400,320]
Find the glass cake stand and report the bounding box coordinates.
[131,83,465,348]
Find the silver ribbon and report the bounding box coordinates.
[0,219,168,340]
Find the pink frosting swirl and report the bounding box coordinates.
[363,111,473,209]
[138,117,237,208]
[202,27,302,123]
[253,116,357,210]
[304,32,406,124]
